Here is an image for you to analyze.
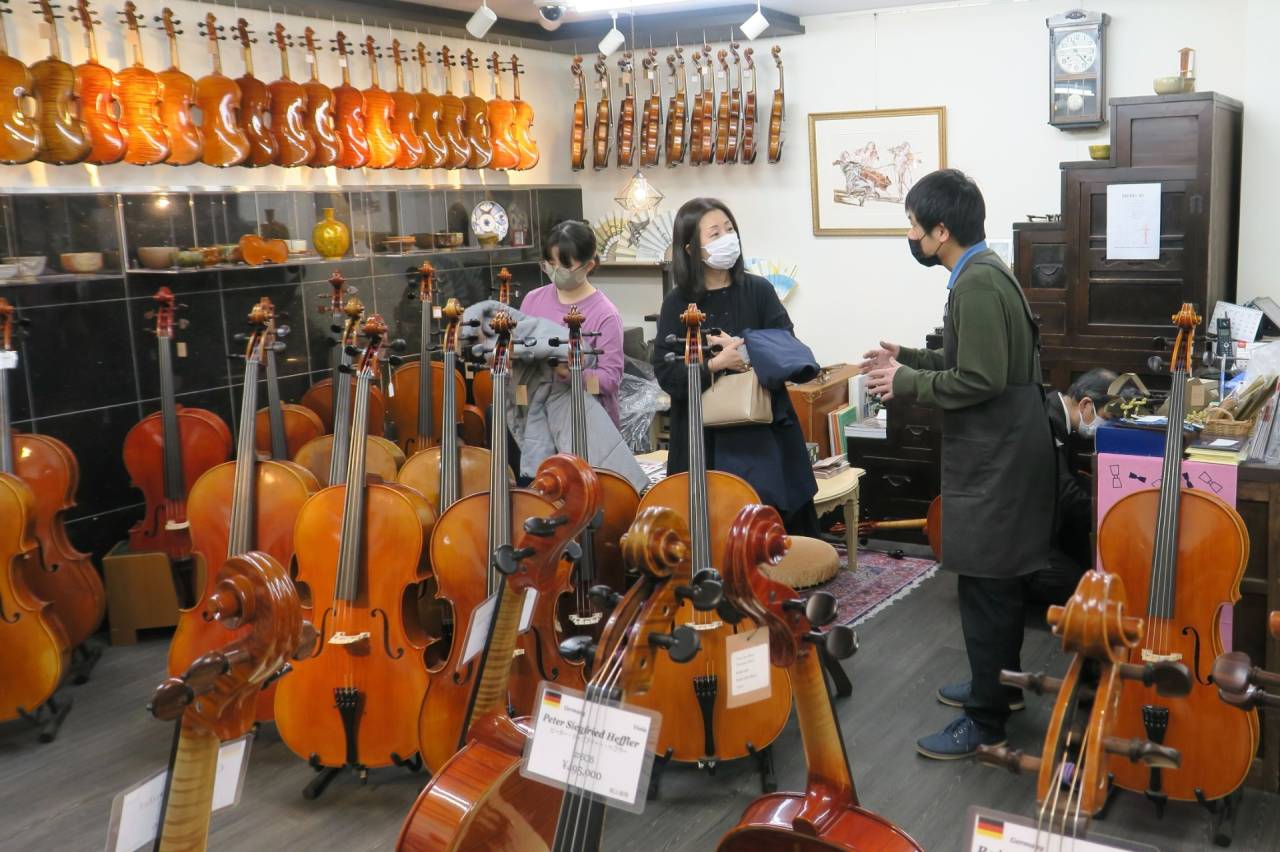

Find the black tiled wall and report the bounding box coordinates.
[0,186,582,561]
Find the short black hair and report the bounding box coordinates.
[904,168,987,247]
[543,220,598,268]
[672,197,744,301]
[1067,368,1117,407]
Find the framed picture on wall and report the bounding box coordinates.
[808,106,947,236]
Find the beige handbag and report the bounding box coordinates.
[702,369,773,427]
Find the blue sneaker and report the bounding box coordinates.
[916,715,1006,760]
[937,680,1025,712]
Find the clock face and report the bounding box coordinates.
[1056,30,1098,75]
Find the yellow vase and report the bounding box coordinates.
[312,208,351,260]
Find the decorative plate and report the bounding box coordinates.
[471,200,509,243]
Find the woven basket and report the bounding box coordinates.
[1203,418,1253,439]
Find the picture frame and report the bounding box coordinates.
[808,106,947,236]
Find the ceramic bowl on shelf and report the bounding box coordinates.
[5,256,46,278]
[0,264,16,279]
[1088,144,1111,160]
[286,239,307,254]
[434,232,464,249]
[176,250,205,268]
[137,246,178,269]
[414,233,435,250]
[478,234,500,248]
[60,252,104,274]
[1153,75,1193,95]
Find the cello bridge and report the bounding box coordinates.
[164,519,191,531]
[686,620,723,632]
[330,631,371,647]
[1140,649,1182,663]
[569,613,602,626]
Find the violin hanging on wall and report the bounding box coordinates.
[156,8,203,167]
[301,26,340,167]
[389,39,425,169]
[713,49,731,163]
[361,36,400,170]
[723,43,742,164]
[569,55,587,171]
[413,42,447,169]
[639,48,661,167]
[195,13,249,168]
[70,0,123,165]
[436,45,470,169]
[486,52,520,171]
[0,0,40,166]
[331,31,369,169]
[268,23,315,168]
[460,48,492,169]
[768,45,785,163]
[233,18,277,167]
[591,53,611,170]
[30,0,89,165]
[663,47,686,166]
[117,1,168,166]
[509,55,538,170]
[739,47,757,165]
[616,50,636,168]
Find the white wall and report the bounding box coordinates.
[1238,0,1278,305]
[576,0,1257,365]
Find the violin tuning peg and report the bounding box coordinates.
[344,345,360,357]
[546,356,562,367]
[388,355,405,366]
[663,352,679,363]
[998,669,1060,696]
[259,662,293,690]
[178,319,190,330]
[817,625,858,660]
[389,338,408,352]
[649,625,699,664]
[226,353,245,361]
[717,596,744,625]
[588,584,621,612]
[561,540,582,563]
[337,363,354,375]
[232,332,248,341]
[523,515,569,537]
[271,341,287,353]
[1121,659,1193,697]
[663,333,679,345]
[1103,737,1181,770]
[675,576,721,612]
[559,634,596,665]
[547,336,564,347]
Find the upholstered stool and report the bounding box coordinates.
[764,536,841,589]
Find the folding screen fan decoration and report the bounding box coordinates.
[746,257,799,302]
[635,211,674,262]
[593,213,637,261]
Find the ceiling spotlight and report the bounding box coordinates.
[598,12,625,57]
[740,2,768,40]
[466,0,497,39]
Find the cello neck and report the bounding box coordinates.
[328,327,356,486]
[0,351,11,475]
[465,578,526,725]
[335,368,373,603]
[567,335,597,586]
[157,720,219,852]
[416,297,433,447]
[686,360,711,571]
[438,351,460,511]
[791,645,858,826]
[1149,359,1189,620]
[227,354,261,557]
[158,335,186,504]
[487,360,511,596]
[264,348,288,461]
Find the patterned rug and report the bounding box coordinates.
[801,545,939,627]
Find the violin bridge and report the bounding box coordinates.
[1140,649,1182,663]
[569,613,602,626]
[687,620,724,632]
[330,630,371,646]
[512,648,525,657]
[164,519,191,531]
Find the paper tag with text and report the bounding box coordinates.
[520,682,660,814]
[459,593,498,666]
[433,305,443,320]
[962,807,1160,852]
[0,350,18,370]
[515,384,529,406]
[724,628,772,708]
[517,588,538,634]
[176,341,188,358]
[586,373,601,395]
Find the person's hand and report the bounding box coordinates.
[860,340,901,373]
[707,332,743,352]
[709,344,747,373]
[864,359,901,401]
[554,364,570,381]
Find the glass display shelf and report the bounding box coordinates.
[0,272,125,285]
[128,254,369,275]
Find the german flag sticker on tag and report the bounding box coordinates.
[975,816,1004,839]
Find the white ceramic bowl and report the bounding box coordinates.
[5,256,46,277]
[0,264,17,279]
[60,252,105,274]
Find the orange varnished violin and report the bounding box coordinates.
[697,46,715,165]
[331,31,369,169]
[460,48,491,169]
[117,1,168,166]
[687,50,705,166]
[632,304,792,779]
[718,504,920,852]
[978,571,1190,842]
[155,9,203,166]
[0,300,104,652]
[0,0,39,165]
[150,551,315,851]
[122,288,232,607]
[195,13,249,168]
[486,52,519,171]
[301,27,340,167]
[713,49,731,163]
[1098,304,1258,805]
[397,504,706,852]
[413,42,447,169]
[509,54,538,170]
[723,43,742,164]
[767,45,784,164]
[436,45,469,169]
[233,18,276,167]
[591,54,610,170]
[639,48,661,167]
[299,272,386,437]
[387,263,464,458]
[569,55,586,171]
[254,300,323,460]
[663,47,686,166]
[70,0,122,165]
[389,39,425,169]
[739,47,757,165]
[170,302,318,724]
[275,315,437,779]
[30,0,89,165]
[360,36,399,170]
[268,23,315,167]
[615,50,636,168]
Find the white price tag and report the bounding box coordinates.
[724,629,771,708]
[305,52,315,64]
[520,683,660,814]
[0,350,18,370]
[176,341,188,358]
[338,57,348,68]
[517,588,538,634]
[586,373,600,396]
[212,734,253,810]
[459,593,497,665]
[432,305,443,319]
[963,807,1160,852]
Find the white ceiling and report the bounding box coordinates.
[409,0,946,25]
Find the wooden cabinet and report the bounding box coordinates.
[846,398,941,542]
[1236,463,1280,793]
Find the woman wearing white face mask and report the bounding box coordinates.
[519,220,626,427]
[652,197,821,535]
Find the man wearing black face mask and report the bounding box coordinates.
[861,169,1055,760]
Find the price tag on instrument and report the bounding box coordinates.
[586,373,600,395]
[305,52,315,64]
[433,305,443,320]
[459,593,498,666]
[520,682,661,814]
[515,384,529,406]
[38,22,51,39]
[724,628,771,708]
[0,350,18,370]
[212,734,253,810]
[338,56,347,68]
[962,807,1160,852]
[517,588,538,634]
[176,341,188,358]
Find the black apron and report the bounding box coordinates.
[940,254,1055,579]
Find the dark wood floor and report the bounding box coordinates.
[3,573,1277,851]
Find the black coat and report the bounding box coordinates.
[653,274,818,515]
[1046,394,1094,573]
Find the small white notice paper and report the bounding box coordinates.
[459,594,498,666]
[0,350,17,370]
[725,630,772,708]
[1106,183,1161,260]
[517,588,538,634]
[520,682,661,814]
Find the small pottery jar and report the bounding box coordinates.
[312,208,351,260]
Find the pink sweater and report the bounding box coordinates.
[518,284,625,427]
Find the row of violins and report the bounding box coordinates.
[0,0,538,170]
[570,42,785,171]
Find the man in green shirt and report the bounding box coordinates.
[863,169,1055,759]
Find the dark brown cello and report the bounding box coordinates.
[122,288,232,606]
[275,315,436,785]
[1098,304,1257,805]
[170,301,318,723]
[0,300,104,652]
[632,304,792,782]
[253,299,323,459]
[718,503,919,852]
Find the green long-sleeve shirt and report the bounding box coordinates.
[890,254,1038,410]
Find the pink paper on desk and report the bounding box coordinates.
[1095,452,1238,650]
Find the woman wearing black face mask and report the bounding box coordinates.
[651,196,821,534]
[861,169,1055,761]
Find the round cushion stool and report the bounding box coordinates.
[763,536,841,589]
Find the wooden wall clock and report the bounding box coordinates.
[1047,8,1109,129]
